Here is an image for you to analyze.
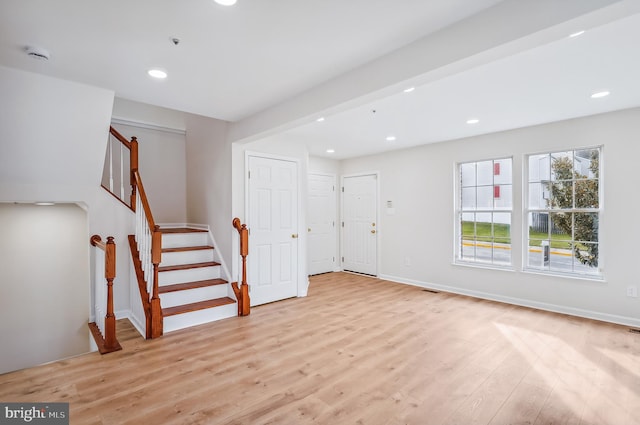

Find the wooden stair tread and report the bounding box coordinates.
[162,245,214,253]
[158,261,220,272]
[162,297,236,317]
[159,278,227,294]
[160,227,208,234]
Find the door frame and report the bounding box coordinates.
[245,151,307,298]
[340,171,380,276]
[307,172,338,275]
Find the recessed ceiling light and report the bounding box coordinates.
[148,69,167,79]
[386,136,396,141]
[466,118,480,124]
[326,149,335,153]
[403,87,415,93]
[569,30,585,38]
[316,117,325,122]
[214,0,237,5]
[34,202,55,206]
[591,91,610,99]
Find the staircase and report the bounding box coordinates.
[157,227,236,333]
[103,126,250,339]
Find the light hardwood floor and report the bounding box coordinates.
[1,272,639,424]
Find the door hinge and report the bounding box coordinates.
[342,256,344,262]
[333,185,335,192]
[333,257,335,262]
[248,170,251,179]
[341,221,344,227]
[332,221,335,227]
[341,187,344,192]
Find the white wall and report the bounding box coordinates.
[340,108,640,326]
[184,113,232,276]
[0,204,90,374]
[0,67,141,355]
[112,123,187,223]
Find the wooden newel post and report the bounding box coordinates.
[104,236,117,349]
[239,223,250,316]
[150,225,163,338]
[130,136,138,210]
[232,218,251,316]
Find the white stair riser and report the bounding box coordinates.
[162,233,209,249]
[159,266,220,285]
[160,285,229,308]
[164,303,237,333]
[161,249,213,267]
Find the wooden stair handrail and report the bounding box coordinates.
[231,218,250,316]
[89,235,122,354]
[132,169,163,338]
[107,126,138,210]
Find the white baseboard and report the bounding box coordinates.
[115,309,146,338]
[378,274,640,329]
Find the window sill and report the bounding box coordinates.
[523,268,605,282]
[453,261,515,273]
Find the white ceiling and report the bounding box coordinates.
[0,0,503,121]
[284,12,640,159]
[1,1,640,160]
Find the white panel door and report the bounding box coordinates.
[342,174,377,276]
[308,173,336,275]
[248,155,298,306]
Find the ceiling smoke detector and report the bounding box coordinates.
[25,46,50,61]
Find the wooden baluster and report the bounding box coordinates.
[150,225,163,338]
[130,136,138,211]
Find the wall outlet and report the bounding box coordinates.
[404,257,411,266]
[627,285,638,298]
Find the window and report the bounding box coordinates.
[526,148,601,276]
[457,158,512,266]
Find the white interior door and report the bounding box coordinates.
[248,155,298,306]
[342,174,378,276]
[308,173,336,275]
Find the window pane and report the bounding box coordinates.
[494,185,512,209]
[575,148,599,178]
[494,158,512,185]
[461,213,475,239]
[461,162,476,187]
[477,161,493,186]
[575,179,598,208]
[550,151,573,182]
[547,180,572,209]
[493,238,511,265]
[529,212,549,239]
[574,212,598,242]
[461,187,476,210]
[529,154,550,182]
[493,212,510,239]
[574,242,599,271]
[477,186,493,209]
[528,182,548,209]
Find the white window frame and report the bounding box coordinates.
[455,157,513,268]
[523,146,603,279]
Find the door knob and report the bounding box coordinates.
[291,234,299,239]
[371,230,376,234]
